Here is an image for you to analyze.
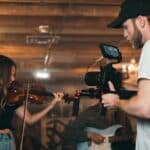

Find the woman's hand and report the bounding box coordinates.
[53,92,64,103]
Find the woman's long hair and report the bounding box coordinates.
[0,55,16,109]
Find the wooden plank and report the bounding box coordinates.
[0,25,122,35]
[0,34,124,45]
[0,16,116,28]
[0,0,123,5]
[0,44,139,66]
[0,3,119,17]
[0,45,46,58]
[0,34,131,50]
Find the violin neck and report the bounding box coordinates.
[29,89,54,97]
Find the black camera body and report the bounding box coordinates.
[83,43,123,115]
[84,43,122,93]
[83,43,137,101]
[71,44,136,116]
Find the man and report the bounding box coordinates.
[102,0,150,149]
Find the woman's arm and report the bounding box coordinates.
[15,92,64,125]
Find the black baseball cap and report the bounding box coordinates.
[108,0,150,28]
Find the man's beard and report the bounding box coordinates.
[131,23,143,49]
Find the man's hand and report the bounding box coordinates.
[102,81,120,108]
[87,131,105,144]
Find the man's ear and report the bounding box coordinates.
[136,15,146,28]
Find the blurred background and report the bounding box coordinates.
[0,0,138,149]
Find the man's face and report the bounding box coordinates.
[123,18,143,49]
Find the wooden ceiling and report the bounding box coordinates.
[0,0,140,91]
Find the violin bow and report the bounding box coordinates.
[19,80,30,150]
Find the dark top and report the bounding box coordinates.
[62,103,134,150]
[62,103,114,143]
[0,102,22,130]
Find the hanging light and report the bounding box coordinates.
[38,25,49,33]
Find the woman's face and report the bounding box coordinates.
[9,65,16,83]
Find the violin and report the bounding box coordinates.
[7,81,54,104]
[6,81,97,105]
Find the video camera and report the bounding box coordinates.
[84,43,122,94]
[81,44,136,115]
[68,44,136,116]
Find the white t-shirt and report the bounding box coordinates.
[136,40,150,150]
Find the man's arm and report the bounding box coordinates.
[102,79,150,119]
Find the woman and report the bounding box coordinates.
[0,55,64,150]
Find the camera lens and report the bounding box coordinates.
[84,72,101,86]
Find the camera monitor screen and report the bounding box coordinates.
[99,43,122,63]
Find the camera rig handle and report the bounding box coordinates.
[98,64,121,116]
